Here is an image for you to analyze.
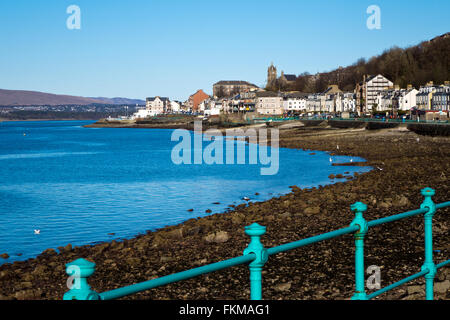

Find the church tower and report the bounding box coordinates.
[267,63,277,88]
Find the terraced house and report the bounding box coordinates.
[255,91,283,115]
[431,85,450,111]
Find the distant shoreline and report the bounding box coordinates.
[0,118,98,122]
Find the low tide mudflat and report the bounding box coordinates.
[0,123,448,300]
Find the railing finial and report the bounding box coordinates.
[63,258,100,300]
[244,223,268,300]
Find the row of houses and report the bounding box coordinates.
[254,86,356,115]
[133,77,450,119]
[357,75,450,113]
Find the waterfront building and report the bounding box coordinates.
[186,89,210,113]
[397,87,418,111]
[322,85,343,113]
[283,92,308,113]
[355,74,394,114]
[339,93,356,113]
[169,101,182,113]
[132,107,153,119]
[255,91,283,115]
[431,85,450,111]
[375,86,418,113]
[416,84,437,110]
[204,99,223,116]
[145,96,170,116]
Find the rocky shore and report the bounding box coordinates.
[0,123,449,300]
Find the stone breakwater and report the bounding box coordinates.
[0,125,449,300]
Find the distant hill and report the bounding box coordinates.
[273,32,450,93]
[88,97,146,105]
[0,89,145,106]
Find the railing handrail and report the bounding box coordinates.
[63,190,449,301]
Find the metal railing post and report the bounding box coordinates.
[420,187,437,300]
[244,223,268,300]
[350,202,369,300]
[63,258,100,300]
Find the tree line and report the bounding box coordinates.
[269,33,450,93]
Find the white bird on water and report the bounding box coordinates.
[350,158,353,163]
[329,157,333,163]
[243,197,250,201]
[34,230,40,235]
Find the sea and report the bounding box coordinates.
[0,120,371,264]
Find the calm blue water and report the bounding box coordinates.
[0,121,371,264]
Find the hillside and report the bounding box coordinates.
[275,32,450,93]
[0,89,104,106]
[0,89,145,106]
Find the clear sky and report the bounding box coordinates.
[0,0,448,101]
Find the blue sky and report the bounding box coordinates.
[0,0,448,101]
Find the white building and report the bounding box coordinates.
[337,93,356,113]
[398,88,418,111]
[170,101,182,113]
[132,107,153,119]
[204,100,223,116]
[283,93,308,112]
[145,96,170,116]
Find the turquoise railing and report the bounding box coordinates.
[63,188,449,300]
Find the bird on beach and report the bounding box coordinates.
[34,230,40,235]
[337,145,340,150]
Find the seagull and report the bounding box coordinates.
[350,158,353,163]
[376,167,383,171]
[329,157,333,163]
[34,230,40,235]
[243,197,250,201]
[337,145,340,150]
[417,138,420,143]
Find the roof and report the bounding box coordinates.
[255,91,280,98]
[283,74,297,81]
[214,80,258,87]
[284,92,309,99]
[146,97,169,102]
[322,85,342,94]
